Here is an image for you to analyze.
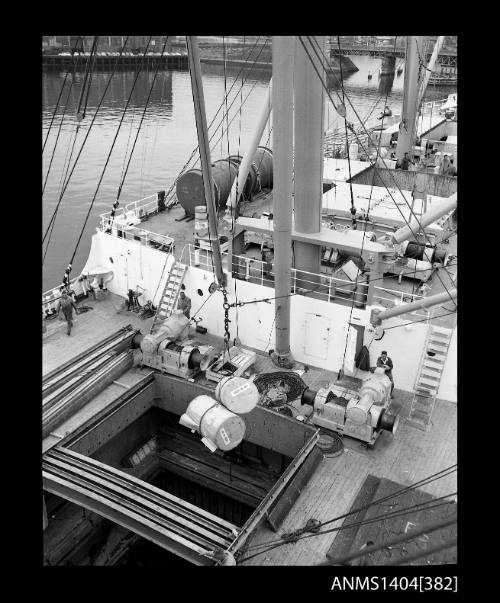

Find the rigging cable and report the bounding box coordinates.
[42,36,131,252]
[237,492,456,562]
[42,70,76,196]
[163,37,271,205]
[76,36,99,120]
[302,36,457,311]
[42,36,83,152]
[65,37,155,280]
[107,36,170,232]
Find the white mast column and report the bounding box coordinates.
[396,36,425,162]
[272,36,295,365]
[293,35,325,284]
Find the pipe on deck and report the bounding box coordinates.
[372,288,457,325]
[392,193,457,244]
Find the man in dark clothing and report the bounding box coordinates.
[177,290,191,319]
[399,152,414,171]
[57,290,78,336]
[377,350,394,396]
[447,158,457,177]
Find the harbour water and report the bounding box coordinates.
[42,55,449,290]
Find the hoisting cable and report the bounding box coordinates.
[302,36,457,311]
[42,37,131,251]
[221,36,234,353]
[106,36,169,232]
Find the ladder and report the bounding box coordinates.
[406,324,454,431]
[149,262,187,335]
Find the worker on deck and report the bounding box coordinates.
[439,154,451,176]
[377,105,392,120]
[57,289,78,336]
[447,158,457,177]
[397,152,414,171]
[377,351,394,397]
[177,287,191,319]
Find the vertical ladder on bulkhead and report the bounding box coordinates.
[406,324,454,431]
[150,262,187,335]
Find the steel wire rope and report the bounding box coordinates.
[75,36,98,118]
[239,496,456,562]
[78,36,99,120]
[42,36,83,151]
[163,37,270,205]
[240,460,456,554]
[41,37,131,250]
[221,35,233,357]
[42,71,76,196]
[237,492,457,563]
[63,38,154,277]
[334,34,374,382]
[113,37,169,207]
[302,36,457,311]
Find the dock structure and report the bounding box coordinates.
[42,52,188,70]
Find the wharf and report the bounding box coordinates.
[42,53,188,70]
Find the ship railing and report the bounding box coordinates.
[98,213,174,253]
[372,286,428,317]
[185,244,368,305]
[124,194,159,220]
[42,276,86,316]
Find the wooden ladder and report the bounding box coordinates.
[149,262,187,335]
[406,324,453,431]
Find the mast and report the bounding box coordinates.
[293,35,325,283]
[186,36,226,287]
[271,36,295,366]
[418,36,446,107]
[396,36,425,162]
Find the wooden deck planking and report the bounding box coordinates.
[42,293,154,377]
[241,396,456,565]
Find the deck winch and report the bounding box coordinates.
[179,376,259,452]
[140,313,216,379]
[301,369,399,446]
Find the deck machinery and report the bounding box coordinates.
[301,369,399,445]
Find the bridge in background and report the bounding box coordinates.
[331,45,457,67]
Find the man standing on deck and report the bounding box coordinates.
[377,351,394,397]
[57,289,78,336]
[397,152,414,171]
[177,287,191,319]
